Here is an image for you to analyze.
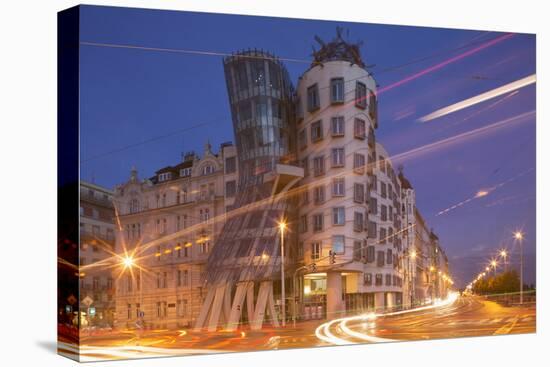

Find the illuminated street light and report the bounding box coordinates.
[122,255,135,269]
[410,250,417,259]
[514,230,525,304]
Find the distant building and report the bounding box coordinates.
[79,181,116,327]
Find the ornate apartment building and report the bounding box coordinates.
[79,181,116,327]
[113,143,238,329]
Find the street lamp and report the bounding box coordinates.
[490,260,497,277]
[500,250,508,272]
[514,231,524,304]
[278,220,287,327]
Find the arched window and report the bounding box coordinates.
[202,164,214,176]
[129,199,140,214]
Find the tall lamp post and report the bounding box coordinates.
[279,221,287,327]
[514,231,524,304]
[500,250,508,272]
[490,260,497,277]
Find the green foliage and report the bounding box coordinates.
[472,270,520,295]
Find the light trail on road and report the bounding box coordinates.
[315,292,460,345]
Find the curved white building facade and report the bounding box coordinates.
[295,54,403,316]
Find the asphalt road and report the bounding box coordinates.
[61,295,535,361]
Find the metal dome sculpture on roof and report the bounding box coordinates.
[311,27,365,68]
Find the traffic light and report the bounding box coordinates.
[329,250,336,265]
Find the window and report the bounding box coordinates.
[369,197,378,214]
[313,213,324,232]
[180,167,192,177]
[177,299,188,317]
[353,153,365,174]
[251,59,265,87]
[386,274,392,286]
[332,177,345,197]
[377,251,385,267]
[380,227,387,244]
[388,227,394,243]
[311,242,321,260]
[162,193,167,207]
[313,156,325,176]
[92,225,100,235]
[387,249,393,264]
[364,273,372,285]
[381,205,388,221]
[225,180,236,197]
[177,269,189,287]
[355,81,367,109]
[301,157,309,177]
[301,190,309,205]
[330,78,345,103]
[379,157,386,173]
[314,186,325,205]
[389,206,393,222]
[311,120,323,142]
[354,212,364,232]
[331,116,345,136]
[225,157,236,174]
[158,172,172,182]
[381,182,387,198]
[200,208,210,223]
[298,129,307,150]
[307,84,320,111]
[354,118,366,139]
[353,241,362,261]
[332,207,345,225]
[375,274,383,286]
[332,235,345,254]
[129,199,140,213]
[202,165,214,175]
[300,215,308,233]
[368,221,377,239]
[354,183,365,203]
[367,246,375,263]
[331,148,345,168]
[127,304,132,320]
[369,90,378,121]
[199,241,210,254]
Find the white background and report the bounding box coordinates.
[0,0,547,365]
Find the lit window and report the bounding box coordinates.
[332,235,345,254]
[311,242,321,260]
[332,207,345,226]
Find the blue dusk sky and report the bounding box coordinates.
[78,5,536,287]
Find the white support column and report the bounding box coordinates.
[326,272,343,320]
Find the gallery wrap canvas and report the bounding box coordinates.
[57,4,536,362]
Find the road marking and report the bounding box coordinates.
[493,317,518,335]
